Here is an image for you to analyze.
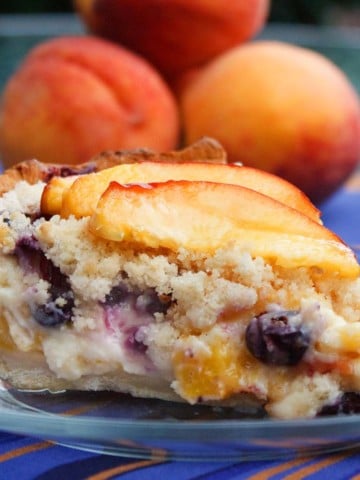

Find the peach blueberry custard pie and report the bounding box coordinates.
[0,140,359,419]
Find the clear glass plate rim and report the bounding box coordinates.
[1,399,360,439]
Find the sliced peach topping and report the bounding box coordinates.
[41,176,75,215]
[41,161,320,221]
[88,180,359,277]
[39,137,226,215]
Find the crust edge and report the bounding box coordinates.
[0,137,227,196]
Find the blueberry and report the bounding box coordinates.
[318,392,360,416]
[33,289,74,327]
[16,236,74,327]
[33,298,72,326]
[136,291,171,315]
[16,236,68,287]
[16,236,59,284]
[104,284,130,307]
[15,236,41,273]
[245,310,310,366]
[104,283,171,315]
[43,164,96,183]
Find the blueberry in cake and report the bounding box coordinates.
[0,140,359,419]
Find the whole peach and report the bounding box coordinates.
[74,0,269,80]
[180,41,360,203]
[0,36,179,167]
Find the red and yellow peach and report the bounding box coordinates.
[180,41,360,203]
[0,36,179,167]
[74,0,269,80]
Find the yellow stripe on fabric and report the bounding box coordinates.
[85,458,166,480]
[0,440,53,462]
[281,451,353,480]
[245,457,313,480]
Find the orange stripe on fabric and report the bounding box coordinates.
[0,440,53,462]
[245,457,313,480]
[85,458,166,480]
[345,172,360,191]
[282,451,353,480]
[62,404,105,416]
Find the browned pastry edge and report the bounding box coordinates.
[0,137,227,196]
[0,350,180,401]
[0,350,262,412]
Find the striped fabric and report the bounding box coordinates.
[0,172,359,479]
[1,432,360,479]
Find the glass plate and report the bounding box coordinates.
[1,382,360,462]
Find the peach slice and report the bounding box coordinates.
[41,176,75,215]
[40,137,227,216]
[42,161,320,221]
[173,331,243,403]
[88,180,359,277]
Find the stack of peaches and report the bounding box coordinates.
[0,0,360,204]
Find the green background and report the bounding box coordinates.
[1,0,360,24]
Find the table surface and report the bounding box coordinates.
[0,14,360,480]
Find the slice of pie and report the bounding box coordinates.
[0,139,359,419]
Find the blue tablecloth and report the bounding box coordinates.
[1,433,360,480]
[0,173,358,479]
